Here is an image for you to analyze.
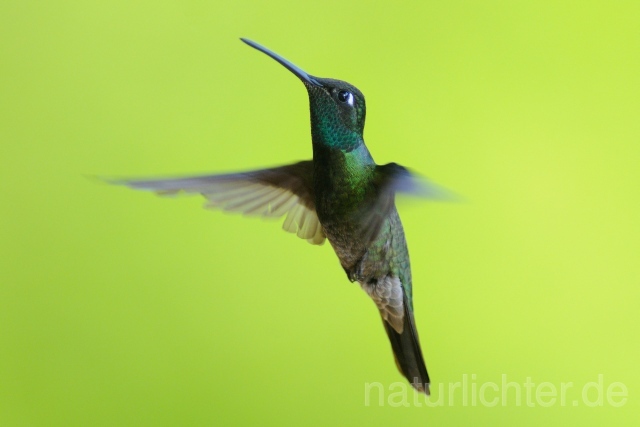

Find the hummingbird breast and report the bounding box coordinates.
[311,145,405,282]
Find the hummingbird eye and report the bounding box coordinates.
[337,90,354,106]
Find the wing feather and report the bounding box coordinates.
[112,161,325,245]
[357,163,454,245]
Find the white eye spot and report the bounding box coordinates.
[346,92,354,106]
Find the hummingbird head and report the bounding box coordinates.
[241,38,366,152]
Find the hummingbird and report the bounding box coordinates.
[112,38,449,394]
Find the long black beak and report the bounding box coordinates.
[240,38,322,87]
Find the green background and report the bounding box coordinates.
[1,1,639,426]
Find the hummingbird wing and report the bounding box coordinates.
[377,162,453,199]
[358,163,451,245]
[110,160,325,245]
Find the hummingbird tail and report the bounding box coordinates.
[382,298,430,395]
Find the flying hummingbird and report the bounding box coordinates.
[112,38,449,394]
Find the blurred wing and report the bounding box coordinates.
[111,161,325,245]
[379,163,455,200]
[358,163,454,245]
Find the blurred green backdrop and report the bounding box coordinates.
[1,1,639,426]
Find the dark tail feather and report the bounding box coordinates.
[382,296,430,394]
